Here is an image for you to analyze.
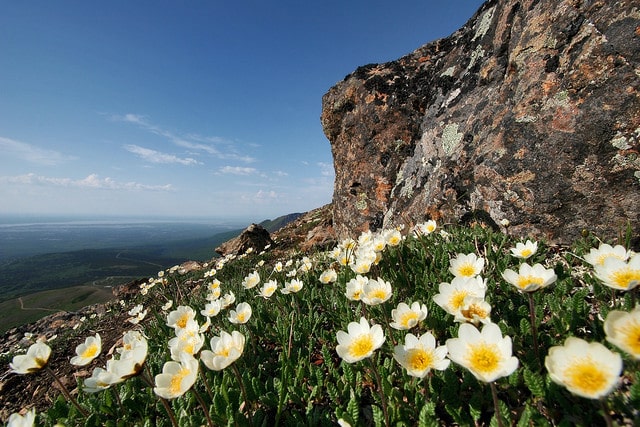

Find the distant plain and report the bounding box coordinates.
[0,215,247,332]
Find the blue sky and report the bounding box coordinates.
[0,1,484,222]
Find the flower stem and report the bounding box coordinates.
[45,366,88,418]
[231,363,254,425]
[369,357,390,427]
[142,365,179,427]
[192,388,214,427]
[527,292,542,368]
[600,399,614,427]
[490,382,505,427]
[158,397,179,427]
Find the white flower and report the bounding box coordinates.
[242,271,260,289]
[390,302,428,330]
[603,306,640,360]
[201,300,222,318]
[433,276,486,317]
[281,279,304,294]
[70,333,102,366]
[319,269,338,284]
[84,367,118,393]
[502,262,557,292]
[161,300,173,311]
[383,229,403,246]
[449,253,485,278]
[510,240,538,259]
[154,354,199,399]
[594,253,640,291]
[336,317,385,363]
[361,277,393,306]
[274,261,283,272]
[228,302,252,324]
[345,275,367,301]
[446,323,518,383]
[220,292,236,308]
[168,328,205,360]
[257,280,278,298]
[166,306,196,330]
[393,332,449,378]
[545,337,622,399]
[200,330,245,371]
[412,220,437,236]
[206,287,221,301]
[6,408,36,427]
[10,341,51,374]
[584,243,631,267]
[454,296,492,325]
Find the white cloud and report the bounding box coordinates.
[318,162,335,177]
[113,114,255,163]
[219,166,258,175]
[255,189,278,200]
[0,173,173,191]
[0,136,74,166]
[124,144,200,165]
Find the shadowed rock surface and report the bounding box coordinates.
[215,223,275,256]
[322,0,640,244]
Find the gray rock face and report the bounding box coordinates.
[215,223,274,256]
[321,0,640,244]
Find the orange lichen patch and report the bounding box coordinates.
[508,170,536,184]
[375,178,392,204]
[514,147,527,160]
[635,26,640,37]
[418,55,431,63]
[542,78,558,96]
[551,105,577,133]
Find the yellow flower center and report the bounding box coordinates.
[426,224,436,232]
[450,290,469,310]
[348,335,374,359]
[176,313,190,329]
[564,358,609,396]
[406,348,434,372]
[467,343,500,374]
[461,304,489,320]
[217,346,231,358]
[400,311,420,328]
[169,368,190,395]
[520,248,532,258]
[236,313,246,323]
[369,289,388,300]
[351,290,362,300]
[611,268,640,290]
[458,264,477,277]
[81,343,99,359]
[516,275,544,290]
[618,320,640,356]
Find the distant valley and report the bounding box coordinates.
[0,213,300,332]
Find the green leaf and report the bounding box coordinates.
[347,390,360,425]
[372,404,384,427]
[418,402,437,427]
[523,368,546,397]
[516,403,532,427]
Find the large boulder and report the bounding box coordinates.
[321,0,640,244]
[215,223,274,256]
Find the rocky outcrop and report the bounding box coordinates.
[322,0,640,244]
[215,223,274,256]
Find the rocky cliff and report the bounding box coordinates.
[322,0,640,244]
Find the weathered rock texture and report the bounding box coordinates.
[322,0,640,243]
[215,223,274,256]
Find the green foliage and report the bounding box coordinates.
[10,223,640,426]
